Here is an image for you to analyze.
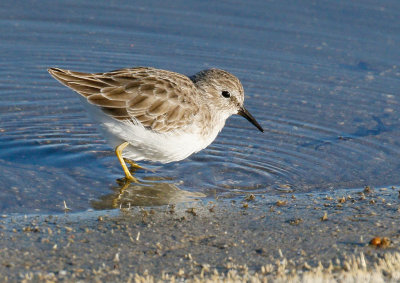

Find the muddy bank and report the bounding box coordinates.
[0,186,399,281]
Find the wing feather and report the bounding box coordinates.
[48,67,199,133]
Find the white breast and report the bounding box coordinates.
[81,99,226,163]
[108,120,213,163]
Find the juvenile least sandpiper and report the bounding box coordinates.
[48,67,263,181]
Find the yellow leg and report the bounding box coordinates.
[124,158,145,169]
[115,142,139,182]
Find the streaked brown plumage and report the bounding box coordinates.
[48,66,263,181]
[49,67,201,133]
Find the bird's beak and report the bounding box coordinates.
[238,106,264,132]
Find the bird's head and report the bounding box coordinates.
[191,68,264,132]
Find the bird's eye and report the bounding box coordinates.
[221,91,231,98]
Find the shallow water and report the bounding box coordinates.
[0,0,399,213]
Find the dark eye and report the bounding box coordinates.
[221,90,231,98]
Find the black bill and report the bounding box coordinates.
[238,106,264,132]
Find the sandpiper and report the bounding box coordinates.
[48,67,263,182]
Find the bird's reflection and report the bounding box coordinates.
[91,173,206,209]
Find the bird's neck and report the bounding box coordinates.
[196,103,230,140]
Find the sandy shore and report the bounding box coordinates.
[0,186,399,282]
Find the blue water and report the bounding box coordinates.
[1,0,399,213]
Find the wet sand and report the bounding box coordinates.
[1,186,399,282]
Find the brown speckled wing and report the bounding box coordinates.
[48,67,199,133]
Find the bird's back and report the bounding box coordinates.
[48,67,202,133]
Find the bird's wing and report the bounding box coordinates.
[48,67,199,133]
